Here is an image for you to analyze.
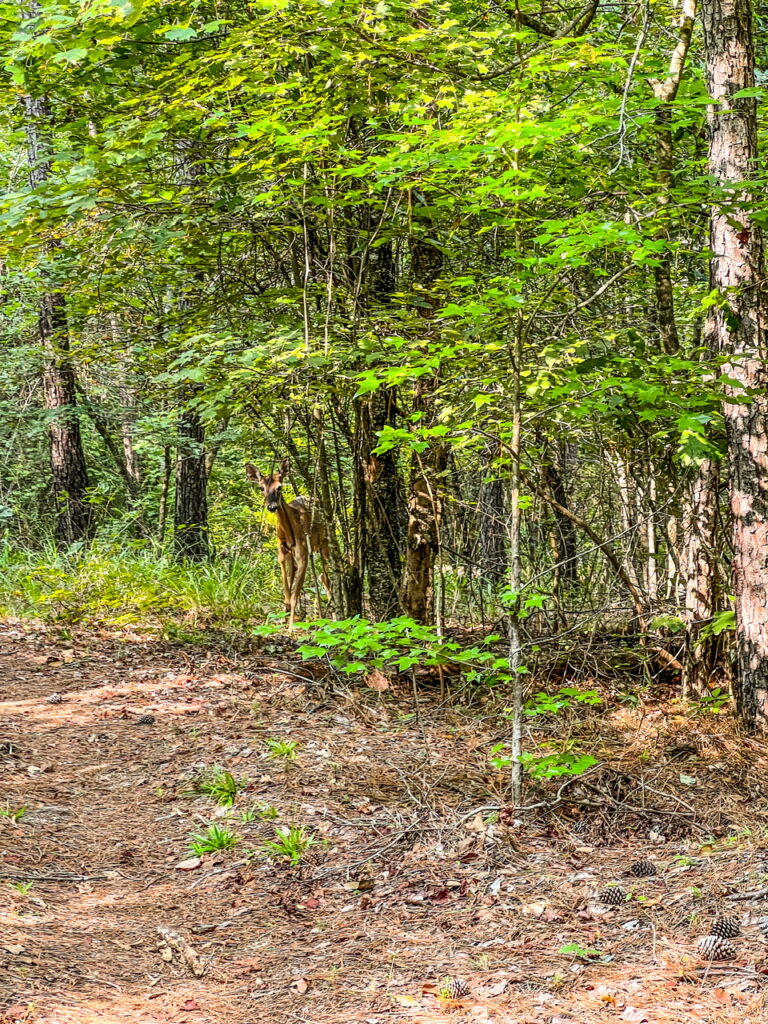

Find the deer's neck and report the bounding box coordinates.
[275,495,300,549]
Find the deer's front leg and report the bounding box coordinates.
[288,549,308,631]
[278,545,294,618]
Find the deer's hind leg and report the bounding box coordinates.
[312,526,333,611]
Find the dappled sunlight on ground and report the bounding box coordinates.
[2,621,768,1023]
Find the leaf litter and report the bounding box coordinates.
[1,622,768,1023]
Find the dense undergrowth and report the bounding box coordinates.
[0,541,283,626]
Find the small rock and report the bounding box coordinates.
[175,856,202,872]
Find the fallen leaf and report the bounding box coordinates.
[392,995,419,1007]
[3,944,26,955]
[365,669,389,692]
[292,977,309,994]
[180,999,200,1012]
[621,1008,648,1023]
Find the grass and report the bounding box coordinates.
[263,825,316,866]
[189,823,241,855]
[191,766,244,806]
[0,805,27,822]
[264,738,299,762]
[0,540,281,626]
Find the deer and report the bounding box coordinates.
[246,458,332,629]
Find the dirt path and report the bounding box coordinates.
[2,621,768,1024]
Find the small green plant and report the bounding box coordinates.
[192,766,244,806]
[691,687,731,715]
[522,687,602,717]
[438,977,456,998]
[265,738,299,762]
[489,742,597,779]
[263,824,316,865]
[559,941,605,961]
[189,823,241,855]
[0,805,27,822]
[8,881,33,895]
[238,807,257,823]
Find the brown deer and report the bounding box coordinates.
[246,458,331,629]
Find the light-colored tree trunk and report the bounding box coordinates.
[702,0,768,730]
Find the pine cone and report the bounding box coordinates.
[629,860,657,878]
[47,692,64,704]
[137,714,155,725]
[698,935,736,960]
[444,978,470,998]
[756,916,768,939]
[598,886,627,906]
[712,916,740,938]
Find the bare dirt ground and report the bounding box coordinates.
[3,620,768,1024]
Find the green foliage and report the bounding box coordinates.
[0,805,27,822]
[289,616,510,683]
[263,825,316,866]
[690,688,731,715]
[521,687,602,717]
[559,942,605,960]
[7,881,34,895]
[191,766,244,807]
[188,823,240,855]
[264,738,299,762]
[700,609,736,640]
[489,741,597,780]
[0,543,279,626]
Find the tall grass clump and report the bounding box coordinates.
[0,540,281,626]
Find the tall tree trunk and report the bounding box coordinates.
[172,141,209,562]
[401,233,446,624]
[702,0,768,730]
[479,440,507,586]
[361,389,405,619]
[174,396,209,560]
[359,238,405,619]
[22,91,91,548]
[681,460,720,697]
[543,443,578,589]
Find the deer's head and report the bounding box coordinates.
[246,458,290,513]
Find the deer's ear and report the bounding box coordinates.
[245,463,261,483]
[279,457,290,478]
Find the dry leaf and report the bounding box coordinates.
[621,1008,648,1023]
[180,999,200,1012]
[365,669,389,692]
[292,977,309,994]
[3,944,26,955]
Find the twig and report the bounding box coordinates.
[726,887,768,902]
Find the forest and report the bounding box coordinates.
[3,1,768,1022]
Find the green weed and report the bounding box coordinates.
[191,766,244,806]
[189,823,241,855]
[263,825,316,865]
[264,738,299,762]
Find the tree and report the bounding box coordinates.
[21,86,90,548]
[701,0,768,730]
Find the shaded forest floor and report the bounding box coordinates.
[2,621,768,1024]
